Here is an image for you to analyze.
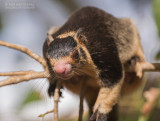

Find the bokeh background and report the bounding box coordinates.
[0,0,160,121]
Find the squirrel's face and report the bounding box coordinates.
[46,31,89,80]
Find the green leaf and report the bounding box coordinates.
[153,0,160,37]
[18,89,43,110]
[137,116,148,121]
[155,50,160,60]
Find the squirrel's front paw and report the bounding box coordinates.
[90,110,108,121]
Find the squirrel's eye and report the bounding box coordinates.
[72,50,79,60]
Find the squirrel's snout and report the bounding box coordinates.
[53,62,72,79]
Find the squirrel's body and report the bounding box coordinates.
[43,7,145,121]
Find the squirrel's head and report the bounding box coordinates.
[46,29,92,80]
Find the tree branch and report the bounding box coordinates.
[126,62,160,78]
[0,40,50,87]
[53,80,62,121]
[0,71,49,87]
[0,70,34,76]
[0,40,47,69]
[0,39,160,121]
[38,109,54,119]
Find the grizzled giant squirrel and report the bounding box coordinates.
[43,6,145,121]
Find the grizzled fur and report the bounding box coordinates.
[45,6,123,86]
[43,6,145,121]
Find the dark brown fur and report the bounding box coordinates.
[43,6,145,121]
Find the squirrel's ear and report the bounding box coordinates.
[46,27,59,45]
[76,28,86,45]
[46,33,54,46]
[76,28,83,38]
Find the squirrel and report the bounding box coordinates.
[43,6,145,121]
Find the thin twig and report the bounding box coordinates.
[0,71,50,87]
[142,63,160,71]
[53,80,63,121]
[126,62,160,72]
[38,81,62,121]
[38,109,55,118]
[0,40,47,69]
[126,62,160,78]
[78,80,87,121]
[0,70,34,76]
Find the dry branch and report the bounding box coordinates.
[38,81,62,121]
[0,40,50,87]
[39,109,55,118]
[0,71,49,87]
[0,70,34,76]
[126,62,160,78]
[0,40,160,121]
[53,80,62,121]
[0,40,61,121]
[0,40,160,88]
[0,40,47,69]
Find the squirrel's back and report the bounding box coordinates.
[51,6,144,64]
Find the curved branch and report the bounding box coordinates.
[0,40,47,69]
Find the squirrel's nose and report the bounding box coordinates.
[53,62,72,76]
